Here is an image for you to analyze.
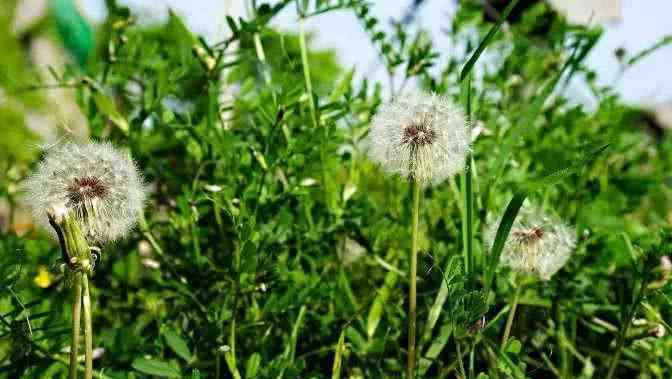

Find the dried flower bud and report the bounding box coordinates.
[487,205,576,280]
[24,141,146,244]
[368,91,470,185]
[651,324,666,338]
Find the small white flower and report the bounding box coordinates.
[368,91,470,184]
[24,141,146,244]
[486,205,576,280]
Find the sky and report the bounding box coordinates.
[81,0,672,107]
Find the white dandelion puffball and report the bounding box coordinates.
[486,206,576,281]
[368,91,470,184]
[25,141,146,244]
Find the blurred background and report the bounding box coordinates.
[4,0,672,148]
[0,0,658,231]
[2,0,671,230]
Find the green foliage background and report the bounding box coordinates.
[2,1,672,378]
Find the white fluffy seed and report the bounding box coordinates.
[486,205,576,280]
[24,141,146,244]
[368,91,470,185]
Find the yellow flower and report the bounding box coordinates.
[33,265,53,288]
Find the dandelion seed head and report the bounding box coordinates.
[24,141,146,244]
[486,205,576,280]
[368,91,470,185]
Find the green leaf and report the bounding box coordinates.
[485,193,526,290]
[245,353,261,378]
[92,92,129,134]
[329,68,354,102]
[224,350,242,379]
[132,358,181,378]
[331,331,346,379]
[164,329,193,362]
[418,324,453,376]
[459,0,520,82]
[525,144,610,193]
[366,269,398,338]
[225,16,239,35]
[460,72,474,281]
[504,338,522,355]
[422,255,461,344]
[50,0,94,65]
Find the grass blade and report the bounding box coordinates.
[367,269,398,338]
[459,0,520,82]
[484,192,526,290]
[461,72,474,281]
[331,331,346,379]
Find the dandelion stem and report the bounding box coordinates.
[82,273,93,379]
[69,272,82,379]
[407,180,421,379]
[461,73,474,284]
[501,280,522,349]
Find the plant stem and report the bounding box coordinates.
[298,14,332,213]
[501,281,522,349]
[468,340,475,379]
[82,273,93,379]
[407,180,421,379]
[605,282,647,379]
[298,17,317,129]
[456,342,467,379]
[461,74,474,283]
[69,272,82,379]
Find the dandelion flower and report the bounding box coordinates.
[25,141,145,244]
[368,91,470,184]
[486,205,576,280]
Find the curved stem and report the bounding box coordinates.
[406,180,421,379]
[82,273,93,379]
[69,273,82,379]
[501,281,522,349]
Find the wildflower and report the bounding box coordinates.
[487,205,576,280]
[368,91,470,184]
[33,265,53,288]
[24,141,145,244]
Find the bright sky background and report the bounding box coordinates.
[82,0,672,107]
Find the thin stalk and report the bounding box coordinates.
[298,15,331,212]
[456,342,467,379]
[501,282,523,349]
[468,340,475,379]
[460,74,474,283]
[298,17,317,128]
[69,273,82,379]
[82,273,93,379]
[407,180,421,379]
[605,282,647,379]
[253,32,273,88]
